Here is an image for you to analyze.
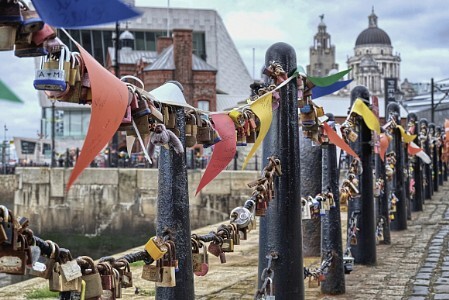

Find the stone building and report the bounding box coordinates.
[347,8,401,96]
[307,15,338,77]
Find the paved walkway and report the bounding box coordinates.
[1,184,449,299]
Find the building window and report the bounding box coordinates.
[381,49,384,55]
[197,100,210,112]
[192,32,206,60]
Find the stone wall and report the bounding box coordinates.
[12,168,258,236]
[0,174,16,208]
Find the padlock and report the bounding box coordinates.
[185,110,198,148]
[0,205,10,244]
[164,240,178,272]
[219,227,234,253]
[191,238,202,273]
[32,23,56,46]
[255,199,268,217]
[98,262,115,300]
[229,109,245,127]
[229,223,240,246]
[265,277,276,299]
[112,267,122,299]
[49,261,82,293]
[156,246,176,287]
[144,236,168,261]
[141,261,161,282]
[163,105,176,129]
[18,1,44,33]
[0,234,27,275]
[116,258,132,289]
[29,240,58,279]
[301,198,311,220]
[230,206,252,229]
[194,241,209,276]
[34,47,68,92]
[58,279,85,300]
[59,253,82,283]
[343,255,354,274]
[0,1,22,50]
[80,256,103,299]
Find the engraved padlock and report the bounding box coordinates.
[194,241,209,276]
[34,46,68,92]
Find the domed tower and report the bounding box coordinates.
[307,14,338,77]
[347,8,401,95]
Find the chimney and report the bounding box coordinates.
[156,36,173,54]
[173,29,193,85]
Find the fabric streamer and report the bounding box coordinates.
[397,125,417,143]
[308,69,351,87]
[350,98,381,134]
[323,122,359,160]
[196,114,237,195]
[31,0,140,28]
[408,142,431,164]
[66,40,128,191]
[312,79,353,99]
[242,93,273,170]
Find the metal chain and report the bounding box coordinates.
[303,251,333,280]
[254,251,278,299]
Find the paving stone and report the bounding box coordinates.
[415,273,432,280]
[412,286,429,296]
[434,285,449,293]
[434,294,449,299]
[423,262,438,268]
[407,297,426,300]
[418,267,434,273]
[413,279,430,286]
[441,272,449,278]
[426,257,439,262]
[435,277,449,284]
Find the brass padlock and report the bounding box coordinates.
[80,256,103,299]
[141,261,161,282]
[0,205,10,244]
[156,251,176,287]
[191,238,202,273]
[116,258,132,289]
[0,234,27,275]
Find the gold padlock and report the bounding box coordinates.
[144,236,168,261]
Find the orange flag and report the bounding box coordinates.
[379,133,390,161]
[196,113,237,195]
[66,42,128,191]
[323,122,359,160]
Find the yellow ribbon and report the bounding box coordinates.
[350,98,380,134]
[242,93,273,170]
[397,125,417,143]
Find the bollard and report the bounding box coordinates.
[301,131,322,257]
[387,102,407,231]
[429,123,439,193]
[320,113,345,295]
[408,113,423,212]
[258,42,304,299]
[419,119,432,200]
[375,128,391,244]
[347,86,376,265]
[436,126,444,186]
[155,90,194,299]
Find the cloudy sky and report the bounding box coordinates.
[1,0,448,139]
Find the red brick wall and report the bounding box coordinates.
[157,36,173,54]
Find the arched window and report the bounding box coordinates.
[197,100,210,112]
[381,49,384,55]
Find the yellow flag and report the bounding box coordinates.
[397,125,417,143]
[351,98,380,134]
[242,93,273,169]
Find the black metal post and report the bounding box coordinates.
[444,132,448,182]
[408,113,423,212]
[320,113,345,294]
[387,102,407,231]
[436,126,443,186]
[156,107,194,298]
[347,86,376,265]
[258,42,304,299]
[431,78,434,123]
[420,119,432,200]
[404,143,412,221]
[429,123,438,193]
[300,132,322,257]
[51,101,56,167]
[375,129,391,244]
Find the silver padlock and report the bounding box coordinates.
[230,206,251,229]
[265,277,275,300]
